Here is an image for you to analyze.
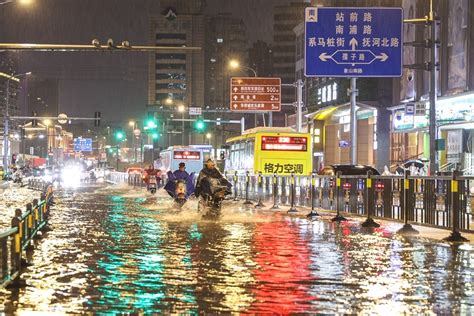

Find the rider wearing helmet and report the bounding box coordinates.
[143,164,160,186]
[173,162,189,181]
[195,158,229,197]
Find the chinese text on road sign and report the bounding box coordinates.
[230,77,281,112]
[74,138,92,152]
[305,7,403,77]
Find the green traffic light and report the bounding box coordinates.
[115,131,124,140]
[152,132,159,139]
[146,119,157,129]
[195,120,205,131]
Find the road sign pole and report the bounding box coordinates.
[241,117,245,135]
[350,78,358,165]
[296,79,304,133]
[269,112,273,127]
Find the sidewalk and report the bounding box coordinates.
[260,203,474,244]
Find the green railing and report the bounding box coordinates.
[0,183,54,287]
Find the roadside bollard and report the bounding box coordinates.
[243,171,253,205]
[443,170,469,242]
[361,170,380,228]
[287,173,298,213]
[233,171,239,201]
[306,172,320,218]
[331,171,347,222]
[270,173,280,210]
[397,170,419,235]
[255,172,265,208]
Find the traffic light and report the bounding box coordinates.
[115,131,124,140]
[146,118,157,129]
[32,111,38,127]
[152,132,159,140]
[94,111,101,127]
[194,119,206,132]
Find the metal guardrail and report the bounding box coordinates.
[0,182,54,287]
[27,178,49,192]
[225,170,472,242]
[106,170,472,242]
[108,172,164,188]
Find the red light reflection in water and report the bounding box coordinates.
[246,219,318,314]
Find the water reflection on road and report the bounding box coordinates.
[0,184,472,314]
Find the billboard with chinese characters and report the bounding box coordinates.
[230,77,281,112]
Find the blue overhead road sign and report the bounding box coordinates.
[73,138,93,152]
[305,7,403,77]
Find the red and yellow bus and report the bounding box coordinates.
[225,127,312,175]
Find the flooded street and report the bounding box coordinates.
[0,183,473,314]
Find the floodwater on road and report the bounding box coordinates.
[0,183,472,314]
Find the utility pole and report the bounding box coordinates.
[428,5,439,175]
[404,0,439,174]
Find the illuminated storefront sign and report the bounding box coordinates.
[393,92,474,131]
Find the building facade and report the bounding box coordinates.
[389,0,474,173]
[205,13,248,108]
[248,40,274,78]
[148,1,206,108]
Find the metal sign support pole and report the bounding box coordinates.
[350,78,358,165]
[241,117,245,135]
[296,79,304,133]
[269,112,273,127]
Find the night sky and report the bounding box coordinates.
[0,0,293,125]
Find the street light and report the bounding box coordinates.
[0,0,33,5]
[128,120,135,127]
[206,133,212,145]
[3,72,31,172]
[228,59,257,77]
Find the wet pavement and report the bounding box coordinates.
[0,183,473,314]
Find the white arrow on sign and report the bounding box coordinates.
[233,95,238,100]
[349,38,358,51]
[319,52,331,62]
[233,87,238,92]
[375,52,389,62]
[233,104,238,109]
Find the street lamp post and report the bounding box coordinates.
[3,72,30,172]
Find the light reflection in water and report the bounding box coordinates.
[0,187,472,315]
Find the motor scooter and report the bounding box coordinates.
[164,171,195,207]
[197,177,231,218]
[147,175,157,194]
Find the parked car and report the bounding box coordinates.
[318,164,380,176]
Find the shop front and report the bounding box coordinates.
[390,91,474,172]
[307,103,379,171]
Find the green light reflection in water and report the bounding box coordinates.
[87,195,200,314]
